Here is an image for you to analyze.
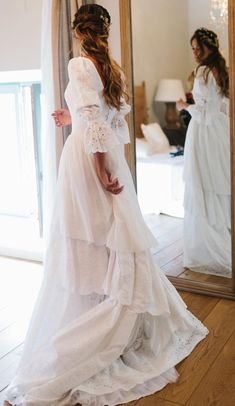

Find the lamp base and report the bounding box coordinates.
[164,102,181,130]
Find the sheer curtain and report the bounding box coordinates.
[41,0,82,244]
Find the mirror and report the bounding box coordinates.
[119,0,235,299]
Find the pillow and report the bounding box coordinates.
[141,122,170,154]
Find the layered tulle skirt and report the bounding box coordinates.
[183,113,231,276]
[6,135,209,405]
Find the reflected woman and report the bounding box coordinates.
[177,28,231,277]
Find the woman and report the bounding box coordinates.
[177,28,231,277]
[5,6,208,406]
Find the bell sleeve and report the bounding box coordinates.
[186,97,229,124]
[68,58,130,154]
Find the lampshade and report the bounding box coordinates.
[155,79,186,102]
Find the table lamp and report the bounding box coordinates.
[155,79,186,129]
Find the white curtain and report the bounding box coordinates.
[41,0,81,245]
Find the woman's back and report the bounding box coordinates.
[191,66,229,123]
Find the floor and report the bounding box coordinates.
[0,257,43,405]
[0,256,235,406]
[145,213,231,287]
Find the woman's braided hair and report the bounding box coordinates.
[72,4,127,110]
[191,28,229,97]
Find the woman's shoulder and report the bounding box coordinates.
[68,56,92,74]
[194,65,215,86]
[68,56,103,89]
[195,65,215,79]
[194,65,206,76]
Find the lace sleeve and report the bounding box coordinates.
[68,57,121,154]
[187,98,229,124]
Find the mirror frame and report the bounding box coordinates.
[119,0,235,299]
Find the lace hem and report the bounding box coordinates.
[62,314,208,406]
[184,265,232,278]
[82,114,130,154]
[64,312,208,406]
[7,311,208,406]
[83,120,121,154]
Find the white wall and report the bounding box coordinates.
[0,0,43,71]
[131,0,229,124]
[131,0,189,123]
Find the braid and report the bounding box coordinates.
[72,4,127,110]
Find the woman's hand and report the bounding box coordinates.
[176,99,189,111]
[51,108,71,127]
[94,152,124,195]
[97,169,124,195]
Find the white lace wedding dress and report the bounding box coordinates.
[183,66,231,277]
[6,57,209,406]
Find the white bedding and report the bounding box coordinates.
[135,138,184,217]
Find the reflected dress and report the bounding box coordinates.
[183,66,231,277]
[6,57,209,406]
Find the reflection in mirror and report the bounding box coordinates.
[178,27,230,278]
[131,0,231,286]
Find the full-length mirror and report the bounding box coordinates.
[122,0,235,298]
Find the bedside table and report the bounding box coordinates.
[163,127,187,147]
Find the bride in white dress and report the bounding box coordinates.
[177,28,231,278]
[5,6,208,406]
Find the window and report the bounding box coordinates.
[0,71,43,260]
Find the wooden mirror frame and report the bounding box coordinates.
[119,0,235,300]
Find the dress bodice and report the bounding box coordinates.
[192,66,219,102]
[64,57,130,153]
[187,65,229,124]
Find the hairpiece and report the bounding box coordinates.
[100,14,110,26]
[196,27,219,49]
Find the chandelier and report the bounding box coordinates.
[210,0,228,29]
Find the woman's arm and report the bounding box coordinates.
[94,152,123,195]
[52,108,71,127]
